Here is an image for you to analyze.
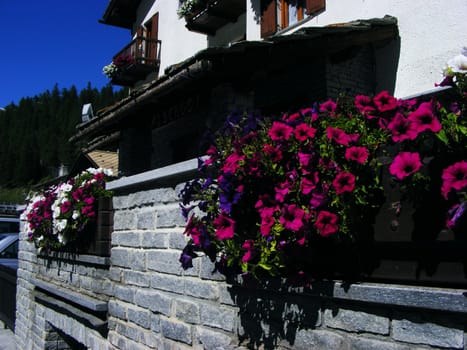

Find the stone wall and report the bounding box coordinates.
[15,159,467,349]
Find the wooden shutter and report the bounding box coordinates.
[261,0,277,38]
[305,0,325,16]
[135,26,144,60]
[149,13,159,61]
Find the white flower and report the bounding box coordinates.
[103,168,113,177]
[444,47,467,76]
[53,219,67,233]
[72,211,80,220]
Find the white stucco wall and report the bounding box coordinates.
[135,0,208,74]
[131,0,466,98]
[248,0,467,98]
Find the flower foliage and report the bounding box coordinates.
[103,54,135,79]
[179,53,467,279]
[177,0,205,18]
[22,168,113,252]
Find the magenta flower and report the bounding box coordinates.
[387,113,418,142]
[441,161,467,199]
[275,181,291,202]
[213,212,235,240]
[81,205,96,218]
[268,121,293,141]
[258,206,276,236]
[298,152,313,167]
[326,127,351,146]
[300,172,319,195]
[332,172,356,194]
[263,144,283,162]
[355,95,375,115]
[279,204,305,231]
[184,216,202,246]
[373,91,397,112]
[222,153,244,174]
[314,211,339,237]
[345,146,369,164]
[407,102,441,133]
[60,201,72,214]
[389,152,422,180]
[294,123,317,142]
[241,240,256,262]
[319,99,337,115]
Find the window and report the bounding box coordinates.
[261,0,325,38]
[135,13,159,64]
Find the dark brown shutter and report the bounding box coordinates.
[149,13,159,61]
[305,0,325,16]
[261,0,277,38]
[135,26,144,60]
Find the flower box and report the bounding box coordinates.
[23,168,114,257]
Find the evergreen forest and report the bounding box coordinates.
[0,83,127,202]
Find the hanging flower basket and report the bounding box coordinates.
[22,168,114,257]
[179,50,467,285]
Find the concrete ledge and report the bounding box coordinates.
[107,158,200,192]
[33,290,108,336]
[33,278,108,312]
[38,252,110,267]
[327,281,467,314]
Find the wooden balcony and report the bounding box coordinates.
[110,37,161,87]
[184,0,246,35]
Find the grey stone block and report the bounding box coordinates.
[199,256,226,281]
[113,210,137,230]
[113,196,130,210]
[392,317,464,348]
[134,289,171,316]
[200,303,236,332]
[160,317,192,345]
[108,300,127,320]
[111,248,130,268]
[195,326,234,350]
[137,208,157,230]
[141,231,169,248]
[147,250,183,275]
[289,329,347,350]
[112,232,141,247]
[156,204,186,228]
[185,279,219,300]
[348,335,416,350]
[129,249,146,272]
[150,273,185,294]
[175,299,201,324]
[127,306,151,329]
[114,285,136,303]
[324,308,389,335]
[123,270,150,287]
[169,230,189,250]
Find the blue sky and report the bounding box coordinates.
[0,1,130,108]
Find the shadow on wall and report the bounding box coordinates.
[375,36,400,95]
[227,279,329,349]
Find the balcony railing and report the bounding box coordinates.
[183,0,246,35]
[111,37,161,87]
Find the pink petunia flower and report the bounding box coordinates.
[373,91,397,113]
[407,102,442,133]
[300,172,319,195]
[345,146,369,164]
[441,161,467,199]
[279,204,305,232]
[355,95,376,115]
[213,212,236,240]
[332,172,356,194]
[294,123,317,142]
[389,152,422,180]
[263,144,283,162]
[258,206,276,236]
[60,201,73,214]
[326,127,351,146]
[222,153,244,174]
[319,99,337,115]
[314,211,339,236]
[241,240,256,262]
[275,181,291,202]
[387,113,419,142]
[268,121,294,141]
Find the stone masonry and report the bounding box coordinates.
[15,160,467,349]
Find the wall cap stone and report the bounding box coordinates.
[33,278,108,312]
